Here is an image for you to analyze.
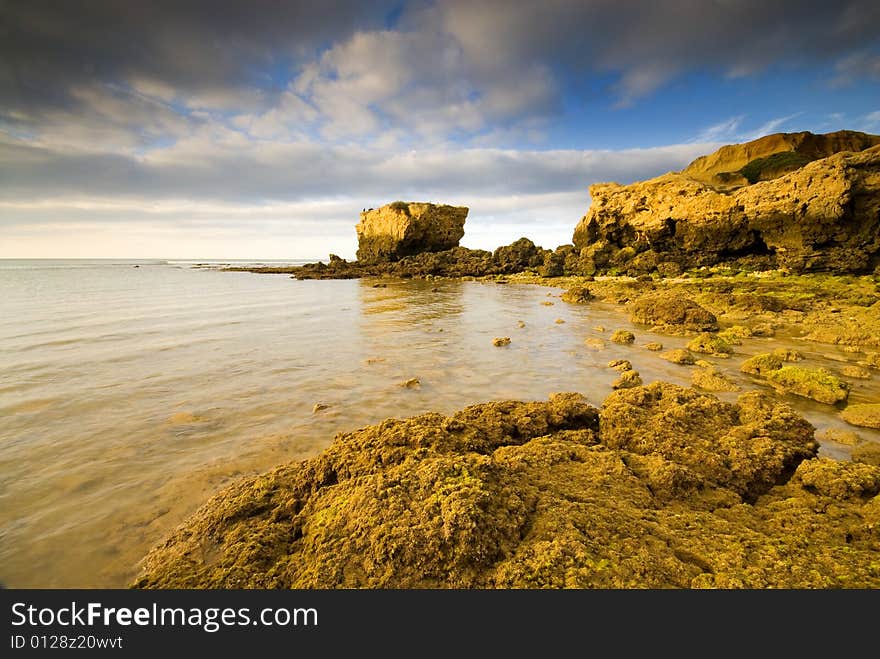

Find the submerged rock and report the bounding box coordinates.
[612,370,642,389]
[493,337,511,347]
[610,330,635,345]
[136,383,880,589]
[841,403,880,429]
[356,202,468,263]
[852,442,880,467]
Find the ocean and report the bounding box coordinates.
[0,259,875,587]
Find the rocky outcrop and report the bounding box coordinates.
[629,291,718,333]
[133,383,880,589]
[356,202,468,263]
[572,132,880,275]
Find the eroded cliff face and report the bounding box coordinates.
[572,136,880,275]
[355,202,468,263]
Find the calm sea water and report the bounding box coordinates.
[1,259,877,587]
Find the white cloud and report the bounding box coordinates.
[693,116,745,143]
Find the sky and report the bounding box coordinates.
[1,1,879,260]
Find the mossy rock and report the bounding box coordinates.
[687,333,733,356]
[131,383,880,589]
[852,442,880,467]
[740,353,783,377]
[841,404,880,429]
[561,285,594,304]
[612,370,642,389]
[629,291,718,332]
[766,366,849,405]
[692,366,741,392]
[610,330,636,345]
[660,349,695,365]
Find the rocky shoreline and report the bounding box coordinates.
[135,131,880,588]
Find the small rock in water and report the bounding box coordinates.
[607,359,632,372]
[772,348,804,362]
[841,403,880,429]
[312,403,329,413]
[401,378,421,389]
[659,349,695,365]
[816,428,862,446]
[555,318,566,324]
[612,370,642,389]
[691,365,741,392]
[593,325,606,333]
[517,321,526,328]
[610,330,635,345]
[584,337,606,350]
[852,442,880,466]
[493,337,511,347]
[372,283,387,288]
[644,342,663,351]
[541,301,555,306]
[841,365,871,379]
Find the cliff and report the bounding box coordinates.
[572,132,880,274]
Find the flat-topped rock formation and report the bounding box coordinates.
[572,131,880,275]
[356,202,468,263]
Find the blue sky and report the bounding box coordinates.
[1,0,878,259]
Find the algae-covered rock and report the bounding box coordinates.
[629,291,718,333]
[773,348,804,362]
[841,365,871,379]
[612,370,642,389]
[135,384,880,590]
[561,285,594,304]
[841,403,880,429]
[741,353,849,404]
[816,428,862,446]
[852,442,880,467]
[659,349,695,365]
[766,366,849,405]
[607,359,632,372]
[644,342,663,351]
[691,365,741,392]
[740,353,783,376]
[687,333,733,356]
[610,330,635,345]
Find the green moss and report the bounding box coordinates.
[738,151,814,184]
